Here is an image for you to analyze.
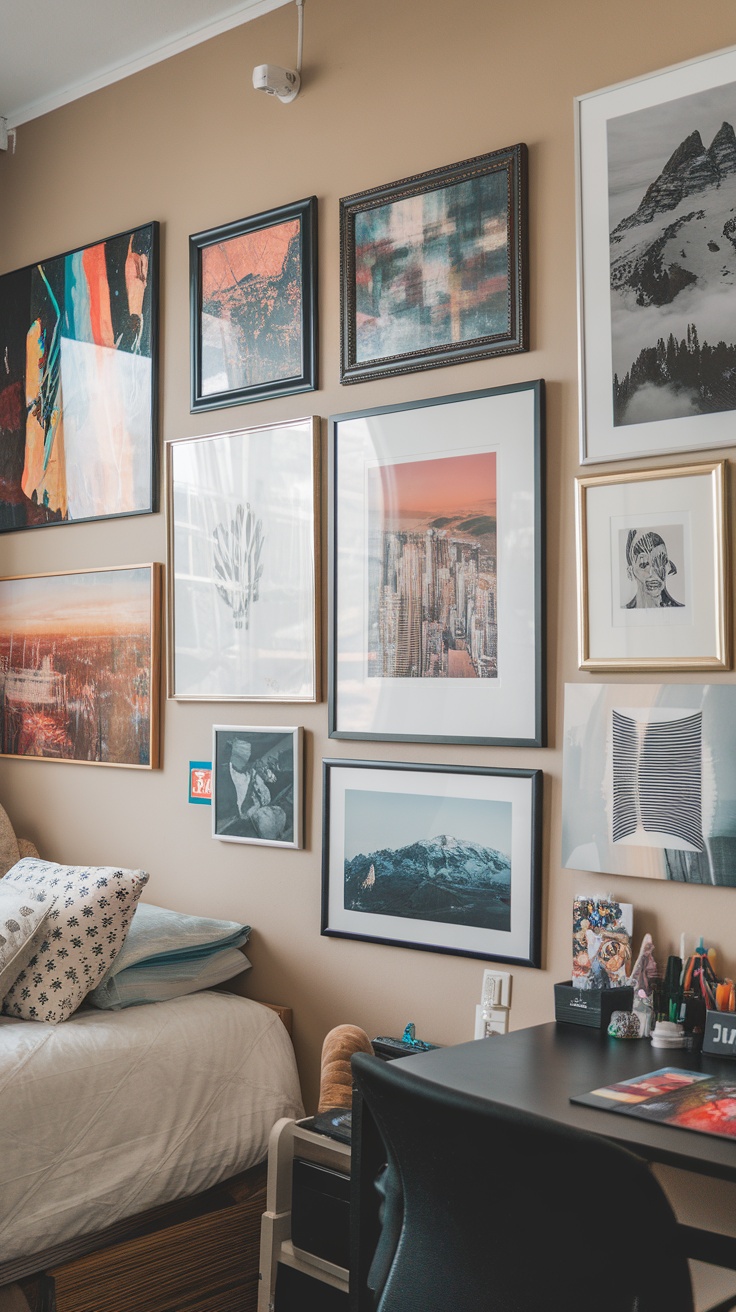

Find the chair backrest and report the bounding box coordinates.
[351,1051,695,1312]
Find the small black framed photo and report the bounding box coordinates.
[339,146,528,384]
[190,197,317,412]
[321,757,542,967]
[212,725,303,848]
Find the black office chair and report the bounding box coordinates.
[351,1051,736,1312]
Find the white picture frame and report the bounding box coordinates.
[166,417,320,701]
[576,43,736,463]
[212,725,302,848]
[328,382,545,747]
[575,460,729,671]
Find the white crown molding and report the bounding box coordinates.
[7,0,291,128]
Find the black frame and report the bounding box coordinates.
[190,196,318,412]
[339,145,528,384]
[321,757,543,969]
[0,220,159,534]
[328,381,546,747]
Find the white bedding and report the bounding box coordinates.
[0,992,304,1264]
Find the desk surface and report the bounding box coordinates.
[397,1022,736,1184]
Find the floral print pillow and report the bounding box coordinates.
[1,859,149,1023]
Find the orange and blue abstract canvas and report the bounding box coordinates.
[0,222,157,533]
[190,198,317,411]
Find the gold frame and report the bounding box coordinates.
[165,417,321,702]
[0,563,162,768]
[576,460,729,672]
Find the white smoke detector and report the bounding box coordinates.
[252,63,301,103]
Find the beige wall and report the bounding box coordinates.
[1,0,735,1112]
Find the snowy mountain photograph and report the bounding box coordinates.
[343,786,512,931]
[607,78,736,428]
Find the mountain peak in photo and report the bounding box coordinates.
[613,121,736,236]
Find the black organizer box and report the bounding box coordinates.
[554,980,633,1029]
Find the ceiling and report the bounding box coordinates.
[0,0,291,127]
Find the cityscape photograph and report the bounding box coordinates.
[0,567,155,767]
[366,449,498,680]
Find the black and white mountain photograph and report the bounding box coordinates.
[343,787,512,931]
[607,79,736,428]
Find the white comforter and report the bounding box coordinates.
[0,992,304,1263]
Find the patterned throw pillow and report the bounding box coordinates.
[0,879,55,1001]
[1,859,149,1023]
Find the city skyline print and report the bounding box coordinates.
[0,565,161,768]
[366,450,498,681]
[330,382,544,746]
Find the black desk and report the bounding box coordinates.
[393,1022,736,1183]
[350,1022,736,1306]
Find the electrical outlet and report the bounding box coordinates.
[474,970,512,1038]
[482,969,511,1011]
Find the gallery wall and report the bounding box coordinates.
[1,0,736,1110]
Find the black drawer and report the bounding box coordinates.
[291,1157,351,1269]
[274,1261,349,1311]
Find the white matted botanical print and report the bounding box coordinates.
[212,726,302,848]
[577,43,736,462]
[167,418,319,700]
[576,460,729,670]
[562,683,736,886]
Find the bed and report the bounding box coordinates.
[0,860,305,1312]
[0,991,303,1311]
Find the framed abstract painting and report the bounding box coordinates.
[212,725,302,848]
[577,43,736,462]
[0,222,158,532]
[339,146,528,383]
[329,382,545,746]
[166,417,319,702]
[0,564,161,768]
[189,197,317,411]
[321,758,542,967]
[562,682,736,886]
[576,460,729,671]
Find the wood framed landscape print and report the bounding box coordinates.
[0,564,161,767]
[577,45,736,462]
[190,197,317,411]
[576,460,729,671]
[329,382,545,746]
[339,145,528,384]
[212,725,302,848]
[0,221,158,532]
[321,759,542,968]
[167,418,319,702]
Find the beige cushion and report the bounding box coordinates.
[0,880,54,1000]
[0,803,21,878]
[1,859,149,1023]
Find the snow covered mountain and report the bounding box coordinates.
[344,832,511,930]
[610,121,736,425]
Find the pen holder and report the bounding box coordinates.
[554,981,634,1030]
[702,1010,736,1058]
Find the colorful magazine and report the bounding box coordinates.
[571,1067,736,1141]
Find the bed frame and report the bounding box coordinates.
[0,1004,293,1312]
